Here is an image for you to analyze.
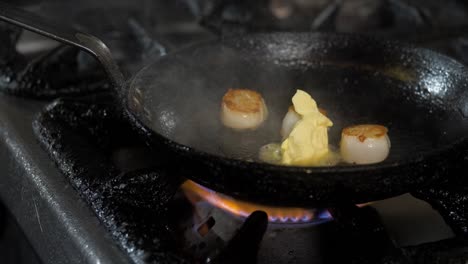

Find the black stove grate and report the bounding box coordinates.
[32,95,183,263]
[0,21,110,99]
[32,94,468,264]
[185,0,468,33]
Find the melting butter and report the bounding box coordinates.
[281,90,333,166]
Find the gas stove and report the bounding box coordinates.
[1,1,468,263]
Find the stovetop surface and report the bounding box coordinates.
[25,88,459,264]
[0,96,129,263]
[1,0,468,263]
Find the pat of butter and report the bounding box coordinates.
[281,90,333,166]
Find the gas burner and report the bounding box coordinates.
[181,180,332,224]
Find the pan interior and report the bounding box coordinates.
[127,33,468,166]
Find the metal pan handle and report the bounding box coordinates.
[0,2,125,89]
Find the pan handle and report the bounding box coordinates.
[0,2,125,89]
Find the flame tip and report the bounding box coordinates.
[182,180,332,224]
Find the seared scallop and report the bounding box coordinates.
[221,89,268,130]
[280,106,301,140]
[340,124,390,164]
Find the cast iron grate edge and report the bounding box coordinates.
[32,96,468,263]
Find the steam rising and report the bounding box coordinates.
[128,33,468,164]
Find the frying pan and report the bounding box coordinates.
[2,3,468,207]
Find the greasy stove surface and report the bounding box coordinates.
[1,0,468,263]
[0,90,462,264]
[26,95,468,263]
[29,92,467,264]
[0,97,129,263]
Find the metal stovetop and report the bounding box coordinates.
[0,96,129,263]
[0,41,455,264]
[0,0,467,262]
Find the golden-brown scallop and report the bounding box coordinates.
[221,89,268,130]
[340,124,391,164]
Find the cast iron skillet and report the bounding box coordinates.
[2,3,468,207]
